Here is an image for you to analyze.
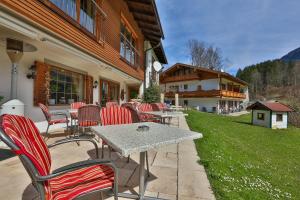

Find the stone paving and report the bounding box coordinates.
[0,116,215,200]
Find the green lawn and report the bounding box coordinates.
[186,110,300,200]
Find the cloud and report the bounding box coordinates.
[156,0,300,74]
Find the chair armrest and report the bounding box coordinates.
[35,159,118,182]
[48,138,99,158]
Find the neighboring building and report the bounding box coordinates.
[247,101,294,129]
[160,63,249,113]
[0,0,167,121]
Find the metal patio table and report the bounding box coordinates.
[142,111,188,126]
[92,122,202,200]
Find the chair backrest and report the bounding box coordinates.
[39,103,51,122]
[71,102,86,109]
[78,105,101,127]
[138,103,153,112]
[121,103,140,123]
[100,106,133,126]
[106,101,119,108]
[0,114,51,176]
[151,103,168,111]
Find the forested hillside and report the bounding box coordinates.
[236,59,300,110]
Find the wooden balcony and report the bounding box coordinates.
[160,74,200,83]
[165,90,246,99]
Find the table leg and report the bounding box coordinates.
[139,151,146,199]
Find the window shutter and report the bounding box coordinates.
[85,75,93,104]
[34,61,50,106]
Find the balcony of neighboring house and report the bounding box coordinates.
[165,87,246,99]
[160,73,200,83]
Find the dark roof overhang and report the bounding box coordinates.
[126,0,167,64]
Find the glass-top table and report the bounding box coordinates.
[92,122,202,200]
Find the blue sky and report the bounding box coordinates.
[156,0,300,75]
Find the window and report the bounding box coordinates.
[80,0,96,34]
[49,0,99,35]
[120,20,138,66]
[257,113,265,120]
[100,79,120,106]
[276,114,283,122]
[184,100,188,106]
[50,0,77,19]
[49,67,84,105]
[221,84,226,90]
[184,84,188,90]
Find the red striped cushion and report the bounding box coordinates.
[106,101,118,108]
[49,165,114,200]
[100,106,133,126]
[70,112,78,119]
[0,115,51,176]
[138,103,153,112]
[71,102,86,110]
[39,103,52,121]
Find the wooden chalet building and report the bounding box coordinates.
[0,0,167,121]
[160,63,249,113]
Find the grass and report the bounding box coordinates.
[185,110,300,200]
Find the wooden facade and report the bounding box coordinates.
[0,0,158,80]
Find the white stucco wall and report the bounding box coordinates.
[163,79,220,93]
[0,23,139,122]
[165,97,219,112]
[252,110,271,128]
[271,112,288,129]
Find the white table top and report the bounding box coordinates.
[91,122,202,156]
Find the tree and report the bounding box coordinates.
[188,39,224,70]
[143,85,160,103]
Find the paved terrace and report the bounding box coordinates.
[0,116,215,200]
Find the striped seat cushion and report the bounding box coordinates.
[71,102,86,110]
[100,106,133,126]
[1,114,51,176]
[70,112,78,119]
[49,165,114,200]
[0,115,114,200]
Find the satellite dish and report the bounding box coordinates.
[153,61,162,72]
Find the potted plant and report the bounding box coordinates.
[48,84,57,105]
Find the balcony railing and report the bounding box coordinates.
[120,33,140,68]
[165,89,246,99]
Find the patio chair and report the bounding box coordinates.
[38,103,69,138]
[77,105,101,137]
[100,106,150,175]
[151,103,170,111]
[0,114,118,200]
[121,103,140,123]
[137,103,160,123]
[70,102,86,131]
[106,101,118,108]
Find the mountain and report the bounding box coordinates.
[281,47,300,61]
[236,49,300,111]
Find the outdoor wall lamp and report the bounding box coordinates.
[26,65,36,79]
[93,80,98,88]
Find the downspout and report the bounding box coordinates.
[143,42,161,98]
